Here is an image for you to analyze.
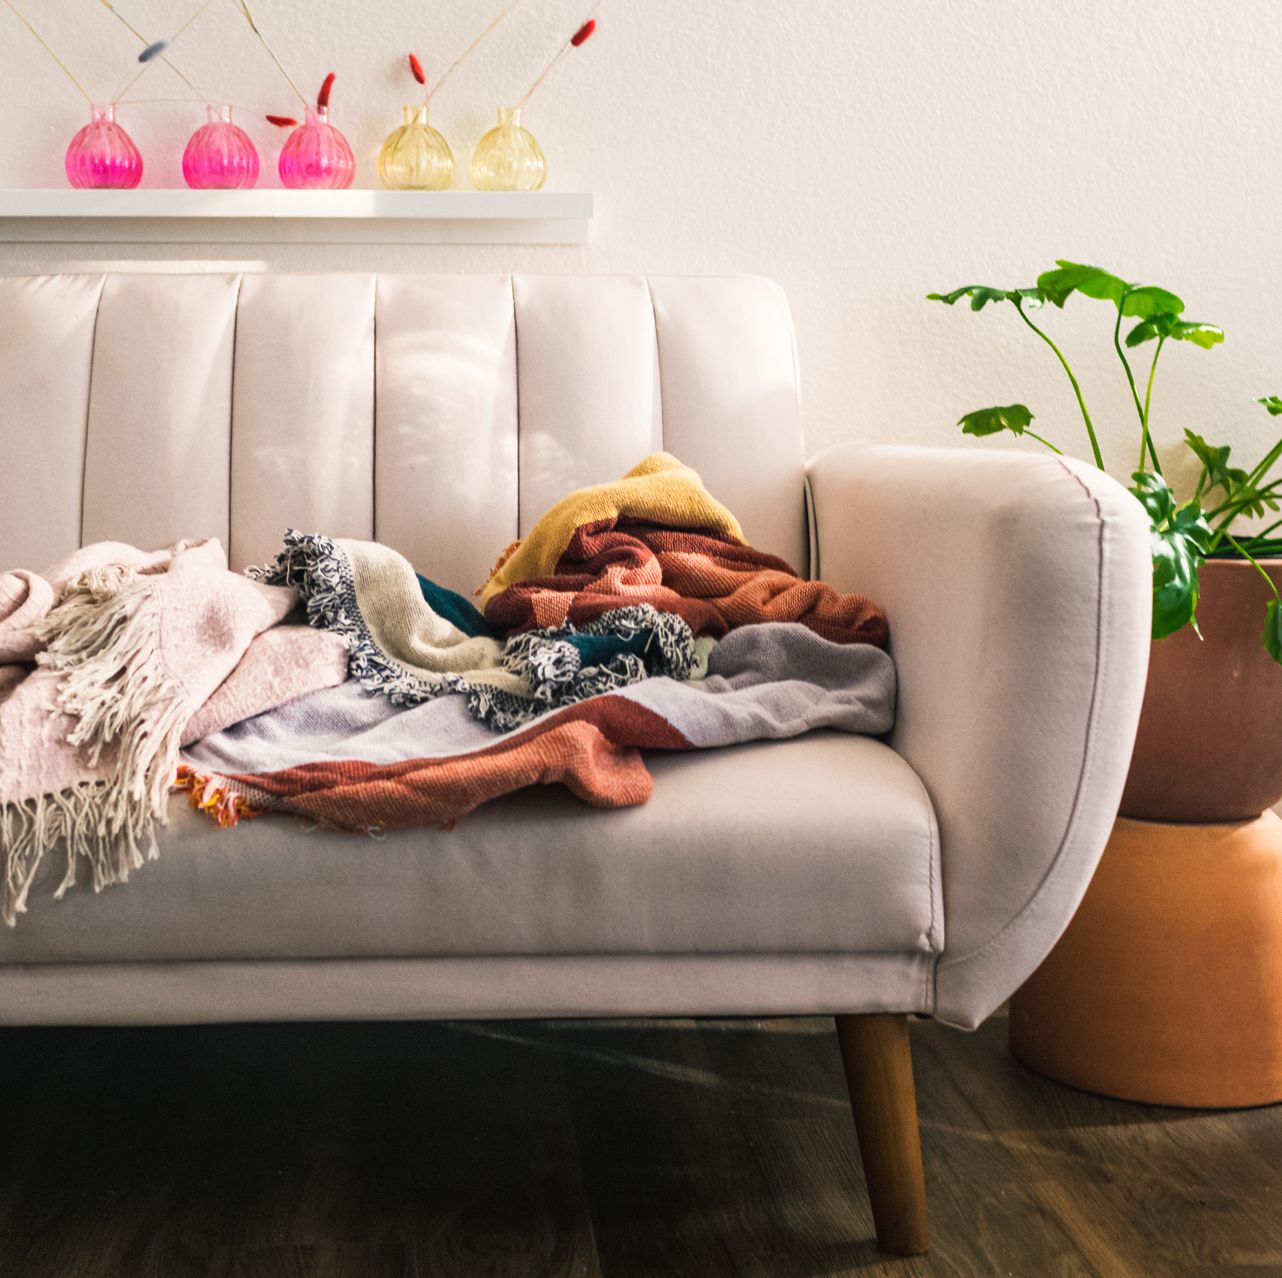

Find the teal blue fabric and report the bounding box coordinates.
[565,631,652,665]
[413,577,656,680]
[416,574,491,638]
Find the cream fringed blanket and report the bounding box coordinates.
[0,540,347,924]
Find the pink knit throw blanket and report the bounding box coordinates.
[0,540,346,924]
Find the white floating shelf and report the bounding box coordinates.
[0,189,594,245]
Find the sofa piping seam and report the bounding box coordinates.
[938,457,1112,978]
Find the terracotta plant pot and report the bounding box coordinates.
[1121,557,1282,822]
[1010,814,1282,1108]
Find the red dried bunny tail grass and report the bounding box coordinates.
[409,52,426,84]
[317,71,336,108]
[571,18,596,47]
[266,113,297,127]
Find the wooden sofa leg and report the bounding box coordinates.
[835,1013,929,1256]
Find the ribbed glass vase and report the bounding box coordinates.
[64,104,143,190]
[378,104,454,190]
[278,106,355,190]
[182,104,260,190]
[470,107,546,192]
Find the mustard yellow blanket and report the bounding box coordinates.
[477,453,745,604]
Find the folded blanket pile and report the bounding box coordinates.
[478,452,746,603]
[0,542,347,923]
[1,450,891,922]
[483,521,888,644]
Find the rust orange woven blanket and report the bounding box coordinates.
[484,520,888,648]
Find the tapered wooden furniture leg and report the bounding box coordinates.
[835,1013,929,1256]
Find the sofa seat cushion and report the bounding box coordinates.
[0,733,941,965]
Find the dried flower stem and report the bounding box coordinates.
[1,0,93,104]
[515,2,603,109]
[228,0,308,108]
[106,0,215,104]
[122,96,270,116]
[430,0,527,102]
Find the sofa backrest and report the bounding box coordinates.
[0,273,806,589]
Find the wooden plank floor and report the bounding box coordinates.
[0,1015,1278,1276]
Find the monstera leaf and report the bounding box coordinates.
[1264,600,1282,665]
[1120,285,1186,318]
[1036,261,1129,308]
[956,404,1034,438]
[1130,471,1211,639]
[1184,430,1279,518]
[1126,314,1224,349]
[1037,260,1184,317]
[926,285,1044,311]
[1184,430,1249,494]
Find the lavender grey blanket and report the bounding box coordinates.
[178,624,896,832]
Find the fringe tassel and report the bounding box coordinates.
[478,539,523,596]
[173,765,258,828]
[1,780,155,926]
[0,566,193,924]
[39,566,190,826]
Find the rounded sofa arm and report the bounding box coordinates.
[806,443,1151,1028]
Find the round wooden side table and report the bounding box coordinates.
[1009,812,1282,1108]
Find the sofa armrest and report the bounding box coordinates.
[806,443,1151,1028]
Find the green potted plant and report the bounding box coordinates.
[930,262,1282,1108]
[929,261,1282,821]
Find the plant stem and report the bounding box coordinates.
[516,0,605,109]
[1204,477,1282,524]
[105,0,211,103]
[1246,436,1282,490]
[115,95,270,115]
[517,44,572,109]
[1113,295,1160,474]
[228,0,308,108]
[1223,531,1281,601]
[115,0,214,103]
[1025,431,1064,455]
[1238,515,1282,546]
[1013,298,1105,470]
[430,0,528,102]
[1139,335,1166,474]
[2,0,93,103]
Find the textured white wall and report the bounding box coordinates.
[1,0,1279,484]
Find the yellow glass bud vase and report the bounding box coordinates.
[470,107,546,191]
[378,104,455,190]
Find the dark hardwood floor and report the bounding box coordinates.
[0,1014,1278,1276]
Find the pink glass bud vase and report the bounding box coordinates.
[278,106,354,189]
[183,103,259,189]
[65,104,143,190]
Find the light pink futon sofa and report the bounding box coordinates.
[0,273,1151,1253]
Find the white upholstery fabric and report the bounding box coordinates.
[0,273,808,583]
[650,275,806,566]
[0,734,941,967]
[0,274,103,567]
[82,274,239,550]
[807,445,1151,1028]
[513,275,663,534]
[0,953,936,1026]
[374,275,519,589]
[230,274,377,569]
